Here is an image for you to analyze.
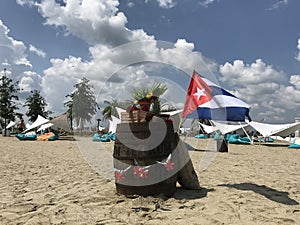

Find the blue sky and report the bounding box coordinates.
[0,0,300,123]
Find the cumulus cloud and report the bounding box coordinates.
[219,59,299,122]
[29,44,46,58]
[40,39,217,114]
[0,19,46,118]
[0,20,31,68]
[290,75,300,89]
[219,59,286,85]
[12,0,216,115]
[19,71,42,92]
[34,0,132,46]
[0,20,43,93]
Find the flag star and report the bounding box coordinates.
[193,87,206,99]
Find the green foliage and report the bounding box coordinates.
[102,99,120,121]
[131,80,168,114]
[25,90,50,122]
[132,80,168,100]
[0,69,19,124]
[65,77,97,129]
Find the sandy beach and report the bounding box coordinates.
[0,135,300,225]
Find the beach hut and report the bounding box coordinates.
[49,113,72,133]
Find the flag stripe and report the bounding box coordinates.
[200,95,249,108]
[202,78,237,98]
[185,107,250,121]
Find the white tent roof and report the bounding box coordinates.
[199,121,249,135]
[6,121,17,129]
[23,115,49,133]
[198,123,219,134]
[213,121,250,134]
[37,123,53,132]
[249,121,300,137]
[109,115,121,133]
[160,109,183,133]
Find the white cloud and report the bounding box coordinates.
[0,20,31,68]
[219,59,286,85]
[127,2,135,8]
[29,44,46,58]
[40,39,217,114]
[290,75,300,89]
[174,39,194,51]
[34,0,133,46]
[16,0,35,6]
[12,1,216,115]
[200,0,218,8]
[268,0,289,10]
[295,39,300,62]
[0,19,44,117]
[19,71,42,92]
[156,0,176,8]
[219,59,299,122]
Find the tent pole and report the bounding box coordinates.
[239,122,252,144]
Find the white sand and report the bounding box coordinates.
[0,135,300,225]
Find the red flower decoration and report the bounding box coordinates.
[114,171,125,182]
[133,166,149,179]
[165,159,175,171]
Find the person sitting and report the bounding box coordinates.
[17,119,25,133]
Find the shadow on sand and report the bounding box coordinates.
[173,187,215,200]
[218,182,299,205]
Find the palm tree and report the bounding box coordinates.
[102,99,119,121]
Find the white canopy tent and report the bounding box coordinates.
[248,121,300,137]
[23,115,49,133]
[109,116,121,133]
[199,121,250,135]
[37,123,54,132]
[6,121,18,129]
[198,123,219,134]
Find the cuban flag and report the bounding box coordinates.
[182,70,251,122]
